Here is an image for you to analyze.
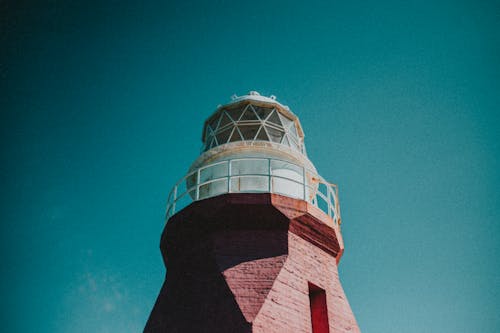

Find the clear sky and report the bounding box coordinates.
[2,1,499,332]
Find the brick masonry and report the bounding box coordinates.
[144,193,360,333]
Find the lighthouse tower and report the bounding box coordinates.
[144,92,360,333]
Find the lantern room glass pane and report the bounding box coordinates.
[208,114,221,131]
[289,136,300,151]
[230,176,268,193]
[255,126,269,141]
[238,125,260,140]
[288,122,299,137]
[216,127,232,145]
[265,126,284,143]
[228,127,243,142]
[225,106,244,122]
[271,160,304,199]
[281,135,291,147]
[266,110,283,127]
[240,105,259,121]
[272,177,303,199]
[279,113,293,128]
[199,161,228,184]
[253,106,274,120]
[270,159,303,177]
[231,159,268,176]
[219,111,233,128]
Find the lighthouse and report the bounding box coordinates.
[144,92,360,333]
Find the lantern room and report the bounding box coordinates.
[202,91,306,155]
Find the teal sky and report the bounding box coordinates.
[2,1,499,332]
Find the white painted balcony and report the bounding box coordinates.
[165,157,341,226]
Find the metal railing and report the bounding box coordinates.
[165,157,341,226]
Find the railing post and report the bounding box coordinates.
[335,186,341,226]
[198,170,202,200]
[327,184,332,219]
[302,166,307,201]
[268,158,272,193]
[172,185,177,216]
[228,160,232,193]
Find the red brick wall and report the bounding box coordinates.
[144,194,360,333]
[252,232,359,333]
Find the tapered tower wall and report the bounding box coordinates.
[144,194,359,333]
